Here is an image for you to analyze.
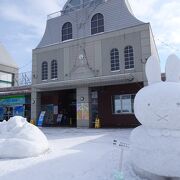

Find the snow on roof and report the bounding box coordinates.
[125,0,134,15]
[0,43,18,69]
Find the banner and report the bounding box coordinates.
[77,103,89,120]
[37,111,46,126]
[0,107,4,120]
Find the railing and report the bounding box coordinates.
[47,11,61,20]
[15,71,32,87]
[47,0,104,20]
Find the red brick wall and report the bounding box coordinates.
[98,83,143,127]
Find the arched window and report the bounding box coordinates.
[51,60,58,79]
[124,46,134,69]
[111,48,120,71]
[42,61,48,80]
[62,22,72,41]
[91,13,104,35]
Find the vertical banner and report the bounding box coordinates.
[53,105,58,115]
[82,103,89,120]
[37,111,46,126]
[77,103,82,120]
[0,107,4,120]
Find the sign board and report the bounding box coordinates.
[53,105,58,115]
[77,103,89,120]
[57,114,63,123]
[0,95,25,106]
[37,111,46,126]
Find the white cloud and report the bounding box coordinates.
[0,4,43,35]
[1,0,180,72]
[153,1,180,45]
[0,0,64,36]
[129,0,180,71]
[26,0,60,13]
[129,0,158,17]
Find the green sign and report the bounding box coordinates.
[0,95,25,106]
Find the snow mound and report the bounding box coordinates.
[0,116,49,158]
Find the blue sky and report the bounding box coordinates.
[0,0,180,73]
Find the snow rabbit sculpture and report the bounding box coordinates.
[124,54,180,180]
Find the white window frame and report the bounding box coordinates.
[112,94,135,114]
[42,61,48,81]
[51,60,58,80]
[124,46,134,70]
[91,13,104,35]
[62,22,73,41]
[110,48,120,72]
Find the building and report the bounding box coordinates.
[0,43,18,87]
[31,0,159,127]
[0,43,31,121]
[0,86,31,121]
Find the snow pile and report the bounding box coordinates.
[0,116,49,158]
[123,54,180,179]
[0,128,131,180]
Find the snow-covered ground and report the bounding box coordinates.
[0,128,132,180]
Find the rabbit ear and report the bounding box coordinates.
[146,56,161,85]
[166,54,180,82]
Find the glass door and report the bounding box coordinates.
[4,106,13,120]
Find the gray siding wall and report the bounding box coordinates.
[35,48,64,83]
[37,0,144,48]
[32,24,153,85]
[101,31,143,76]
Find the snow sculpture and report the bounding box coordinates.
[124,54,180,179]
[0,116,49,158]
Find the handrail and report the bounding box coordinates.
[47,11,61,20]
[47,0,104,20]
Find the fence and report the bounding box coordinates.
[14,71,32,87]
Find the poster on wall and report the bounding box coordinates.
[53,105,58,115]
[0,107,4,121]
[77,103,89,120]
[82,103,89,120]
[77,103,82,120]
[13,106,24,117]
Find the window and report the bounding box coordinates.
[124,46,134,69]
[51,60,58,79]
[111,48,120,71]
[91,13,104,35]
[42,61,48,80]
[0,72,13,87]
[62,22,72,41]
[112,94,135,114]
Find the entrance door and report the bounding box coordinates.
[59,90,76,127]
[41,89,77,127]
